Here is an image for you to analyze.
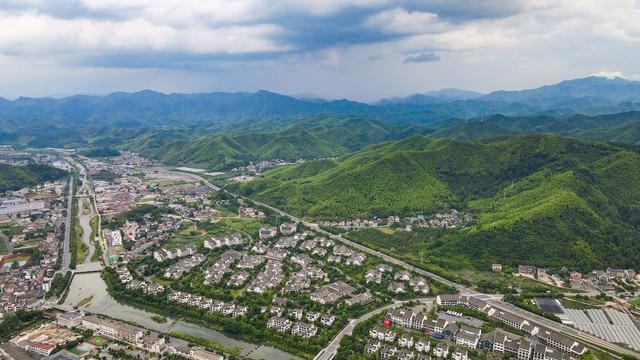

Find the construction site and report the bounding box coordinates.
[14,323,79,348]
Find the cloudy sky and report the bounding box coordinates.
[0,0,639,101]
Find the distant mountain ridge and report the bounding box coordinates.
[1,76,640,127]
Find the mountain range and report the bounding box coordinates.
[1,76,640,128]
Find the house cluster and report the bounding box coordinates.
[103,205,192,260]
[575,267,639,288]
[375,294,587,360]
[316,210,472,231]
[204,250,242,285]
[284,266,328,293]
[0,259,56,317]
[518,264,640,293]
[117,267,165,295]
[0,216,63,316]
[368,325,457,360]
[267,316,319,339]
[230,158,304,173]
[204,233,243,250]
[94,177,144,217]
[377,301,582,360]
[365,266,431,294]
[317,219,379,230]
[153,243,197,262]
[237,206,265,218]
[310,281,356,304]
[167,291,248,318]
[422,210,472,228]
[164,253,207,279]
[247,260,284,294]
[111,151,152,167]
[331,245,367,265]
[258,222,301,240]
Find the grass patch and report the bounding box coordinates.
[81,199,91,215]
[89,216,102,262]
[151,315,167,324]
[76,229,89,264]
[376,227,396,235]
[151,276,174,287]
[629,299,640,307]
[77,295,93,307]
[561,297,598,310]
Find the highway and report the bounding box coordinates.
[164,166,640,358]
[0,228,11,254]
[61,176,73,272]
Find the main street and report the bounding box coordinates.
[0,228,11,254]
[167,167,640,358]
[61,176,73,272]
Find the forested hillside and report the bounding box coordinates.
[137,116,434,170]
[0,164,68,192]
[230,134,640,271]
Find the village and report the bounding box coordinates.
[317,210,473,231]
[1,149,640,360]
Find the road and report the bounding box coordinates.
[315,298,435,360]
[163,166,640,358]
[150,167,221,191]
[61,176,73,272]
[0,228,11,254]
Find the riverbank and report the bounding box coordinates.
[63,272,303,359]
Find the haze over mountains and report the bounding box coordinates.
[1,76,640,128]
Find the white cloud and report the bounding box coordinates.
[591,70,626,79]
[365,7,447,34]
[0,11,289,55]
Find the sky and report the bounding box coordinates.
[0,0,639,102]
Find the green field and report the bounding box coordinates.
[376,227,395,235]
[561,298,599,310]
[629,299,640,306]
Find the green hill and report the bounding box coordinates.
[79,147,120,157]
[231,134,640,271]
[429,121,517,141]
[0,164,68,192]
[138,116,434,170]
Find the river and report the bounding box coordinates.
[64,273,302,359]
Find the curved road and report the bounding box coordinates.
[315,298,435,360]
